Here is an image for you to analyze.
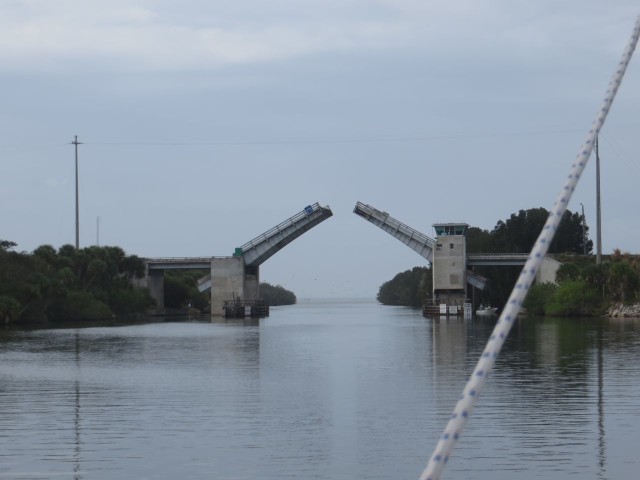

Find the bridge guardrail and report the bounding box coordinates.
[146,256,219,263]
[145,257,223,270]
[239,202,327,253]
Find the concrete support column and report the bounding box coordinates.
[211,257,246,316]
[536,257,561,284]
[148,269,165,308]
[243,264,260,302]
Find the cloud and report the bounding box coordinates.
[0,0,405,72]
[1,0,636,74]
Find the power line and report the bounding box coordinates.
[599,131,640,173]
[0,144,67,156]
[0,126,605,154]
[82,128,584,147]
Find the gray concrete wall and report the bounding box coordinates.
[147,269,165,308]
[243,265,260,302]
[433,235,467,290]
[210,257,246,316]
[537,257,562,284]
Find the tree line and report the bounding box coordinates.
[0,240,153,323]
[524,250,639,316]
[377,266,432,307]
[0,239,299,324]
[464,207,591,255]
[259,282,297,306]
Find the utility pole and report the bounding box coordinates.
[71,135,83,249]
[96,216,101,246]
[580,203,587,255]
[595,135,602,265]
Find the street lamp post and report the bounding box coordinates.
[71,135,83,249]
[595,135,602,264]
[580,203,587,255]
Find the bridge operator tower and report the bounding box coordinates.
[432,223,469,307]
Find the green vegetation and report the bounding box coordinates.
[490,207,591,254]
[0,240,154,324]
[524,250,640,316]
[260,282,296,306]
[164,270,210,310]
[377,266,432,307]
[469,208,592,308]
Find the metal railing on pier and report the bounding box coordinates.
[222,299,269,318]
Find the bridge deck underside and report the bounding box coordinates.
[353,201,435,262]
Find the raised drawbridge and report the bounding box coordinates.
[143,203,332,315]
[353,201,488,292]
[240,203,333,267]
[201,203,333,315]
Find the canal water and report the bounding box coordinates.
[1,298,639,480]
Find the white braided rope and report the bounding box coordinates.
[419,14,640,480]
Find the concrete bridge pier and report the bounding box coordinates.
[147,269,165,308]
[210,257,260,316]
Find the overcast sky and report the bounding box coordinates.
[1,1,638,299]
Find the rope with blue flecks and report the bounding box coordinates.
[419,14,640,480]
